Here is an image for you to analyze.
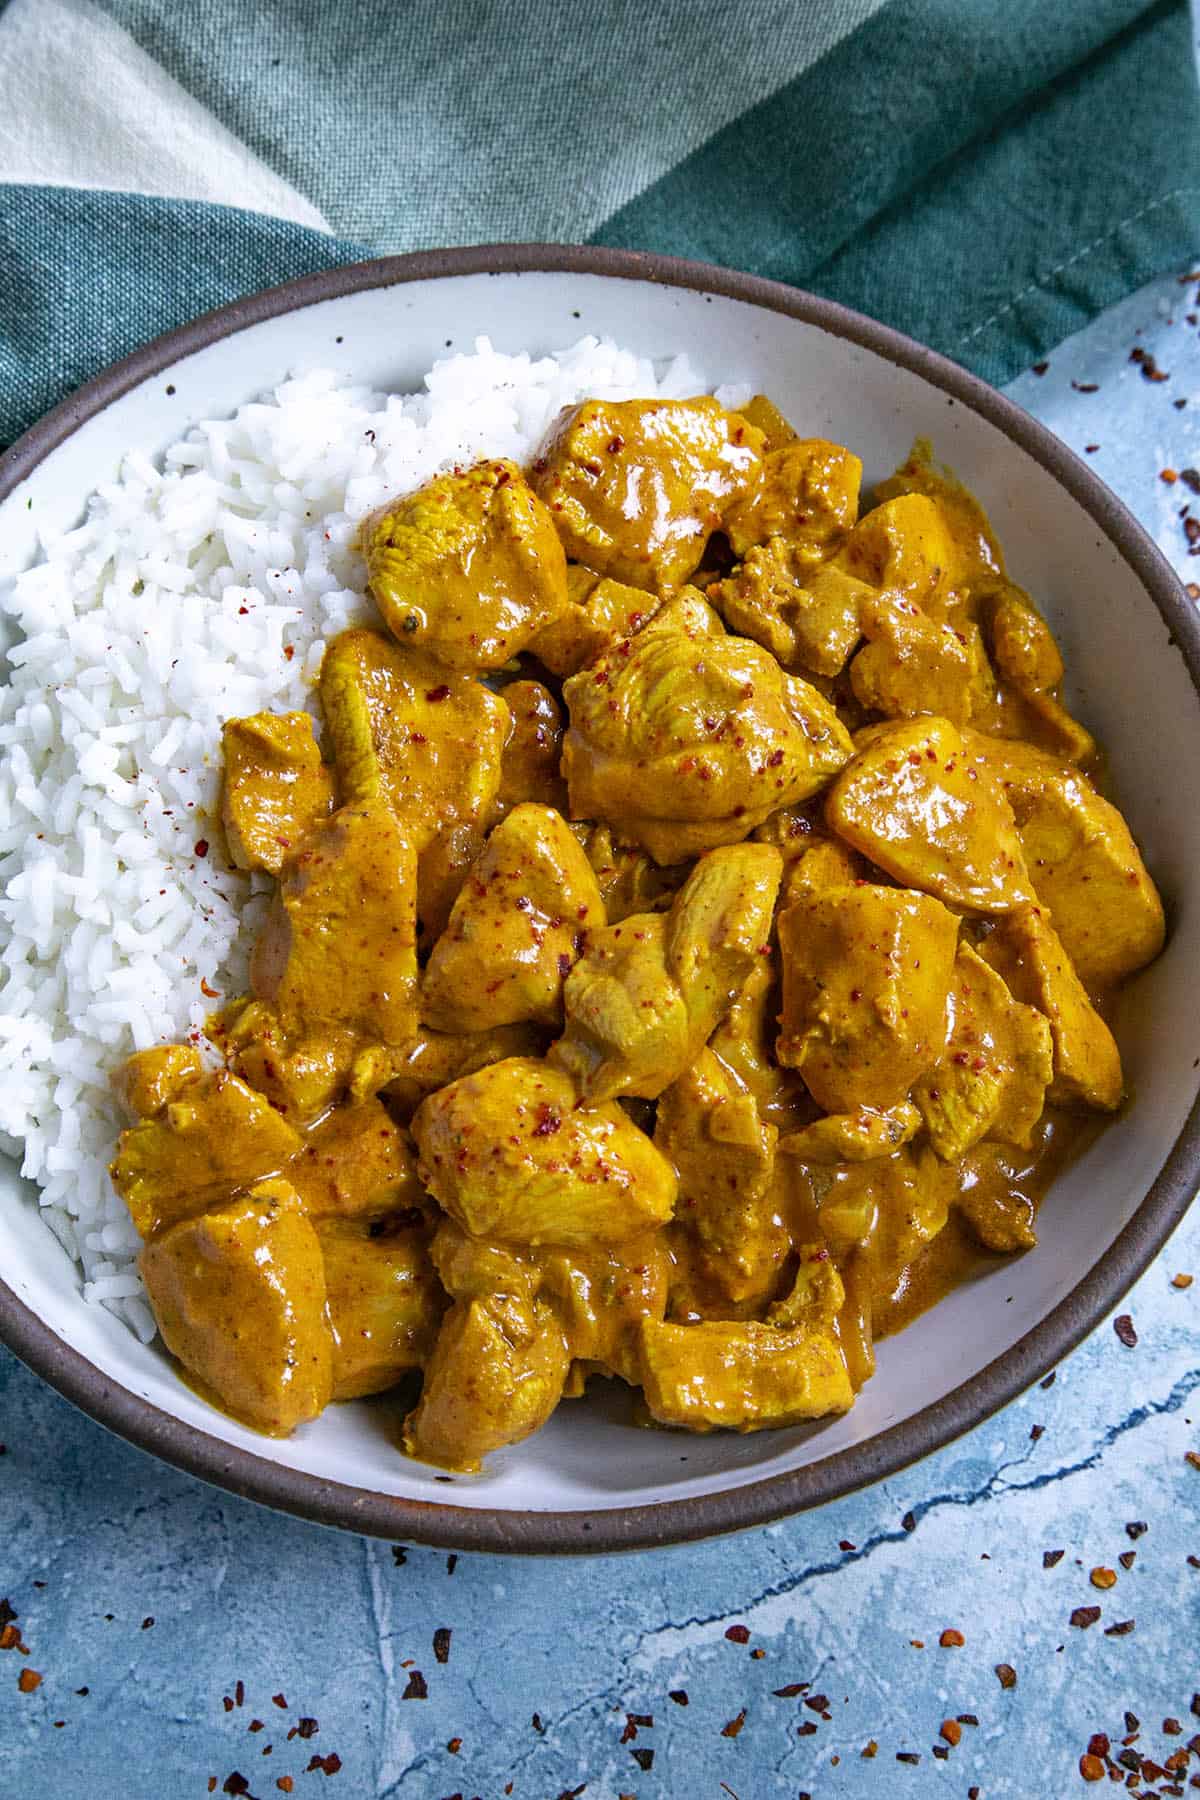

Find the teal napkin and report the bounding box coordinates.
[0,0,1196,452]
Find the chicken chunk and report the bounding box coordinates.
[360,459,568,669]
[551,842,782,1103]
[873,439,1003,588]
[139,1179,332,1434]
[709,535,863,677]
[209,1000,358,1127]
[977,905,1123,1111]
[318,627,508,933]
[420,804,604,1034]
[538,1233,671,1386]
[285,1097,425,1220]
[639,1316,852,1431]
[976,581,1095,763]
[401,1291,570,1473]
[781,834,872,908]
[562,599,852,863]
[826,716,1033,913]
[966,733,1164,988]
[317,1214,444,1400]
[250,800,419,1047]
[911,945,1053,1159]
[723,438,861,560]
[780,1102,921,1163]
[656,1048,788,1307]
[412,1057,677,1247]
[849,591,989,725]
[110,1070,302,1240]
[531,396,764,591]
[777,884,959,1111]
[529,570,662,677]
[494,679,567,816]
[220,711,334,875]
[113,1044,203,1120]
[379,1021,548,1119]
[708,960,811,1133]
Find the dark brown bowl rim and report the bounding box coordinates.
[1,243,1197,1556]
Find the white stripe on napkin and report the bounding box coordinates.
[0,0,330,231]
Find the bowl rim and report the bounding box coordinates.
[1,241,1198,1556]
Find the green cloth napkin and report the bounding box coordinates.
[0,0,1197,453]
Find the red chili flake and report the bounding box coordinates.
[1130,346,1169,381]
[901,1511,917,1533]
[940,1719,962,1746]
[17,1667,42,1693]
[1071,381,1099,393]
[425,685,451,703]
[532,1106,562,1138]
[446,1555,458,1576]
[772,1682,809,1698]
[0,1624,19,1651]
[939,1628,965,1648]
[305,1753,342,1775]
[1118,1550,1137,1570]
[1029,1424,1045,1442]
[1090,1566,1117,1590]
[433,1628,451,1665]
[725,1624,750,1644]
[839,1539,856,1552]
[669,1689,689,1705]
[1163,469,1180,484]
[283,645,295,661]
[295,1717,318,1739]
[271,1693,288,1709]
[1084,444,1100,454]
[1070,1605,1102,1628]
[631,1745,654,1770]
[1043,1548,1065,1568]
[804,1694,830,1714]
[995,1663,1018,1689]
[606,436,624,454]
[402,1671,428,1700]
[1031,361,1049,375]
[0,1600,14,1631]
[721,1710,746,1739]
[142,1616,155,1631]
[1126,1521,1148,1540]
[248,1720,264,1734]
[1104,1619,1135,1636]
[194,839,209,858]
[222,1778,250,1797]
[276,1782,294,1795]
[1113,1314,1138,1348]
[896,1750,921,1764]
[1079,1753,1105,1781]
[767,748,784,768]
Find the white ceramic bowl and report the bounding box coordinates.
[1,247,1197,1552]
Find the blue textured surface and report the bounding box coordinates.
[3,273,1200,1797]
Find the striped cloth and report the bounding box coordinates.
[0,0,1197,449]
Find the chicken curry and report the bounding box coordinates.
[109,391,1165,1471]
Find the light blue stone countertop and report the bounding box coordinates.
[2,271,1199,1800]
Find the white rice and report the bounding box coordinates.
[0,336,747,1340]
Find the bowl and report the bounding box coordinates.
[1,245,1197,1554]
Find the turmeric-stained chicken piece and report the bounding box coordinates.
[780,1103,922,1164]
[113,1044,203,1119]
[577,823,687,923]
[977,904,1123,1111]
[723,437,861,560]
[317,1214,444,1400]
[412,1057,676,1247]
[251,800,418,1046]
[708,960,811,1134]
[421,804,604,1034]
[826,716,1033,913]
[494,680,568,816]
[656,1048,788,1308]
[360,459,568,669]
[540,1235,671,1388]
[318,627,508,936]
[402,1290,570,1473]
[110,1069,302,1239]
[139,1179,332,1434]
[975,582,1096,763]
[563,597,851,863]
[777,883,959,1112]
[379,1021,548,1118]
[911,944,1053,1159]
[710,535,864,678]
[531,396,764,591]
[530,569,661,678]
[639,1314,853,1431]
[873,439,1003,588]
[967,733,1164,988]
[551,842,782,1102]
[849,591,992,725]
[210,1000,358,1127]
[220,711,334,875]
[285,1097,425,1220]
